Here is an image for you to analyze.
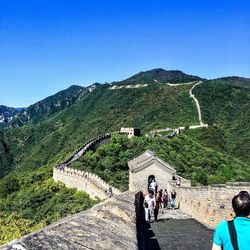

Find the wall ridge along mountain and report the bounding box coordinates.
[53,80,210,199]
[189,81,208,128]
[53,131,126,199]
[109,80,208,131]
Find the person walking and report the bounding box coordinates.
[163,189,169,208]
[149,178,157,194]
[107,187,113,198]
[212,191,250,250]
[144,190,155,223]
[154,191,163,221]
[176,177,181,186]
[171,189,176,209]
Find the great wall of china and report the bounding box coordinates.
[168,181,250,228]
[3,179,249,249]
[53,80,248,230]
[54,131,127,199]
[53,167,121,199]
[2,81,249,249]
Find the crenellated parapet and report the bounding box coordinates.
[53,167,121,200]
[56,132,115,168]
[168,181,250,228]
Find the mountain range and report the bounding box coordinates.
[0,84,99,129]
[1,69,249,129]
[0,68,250,245]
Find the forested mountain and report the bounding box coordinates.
[189,80,250,163]
[112,68,202,85]
[1,69,250,177]
[0,68,250,245]
[0,105,23,128]
[1,84,98,129]
[210,76,250,89]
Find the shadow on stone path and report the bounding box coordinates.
[137,220,161,250]
[136,208,214,250]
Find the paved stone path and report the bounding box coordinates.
[137,208,214,250]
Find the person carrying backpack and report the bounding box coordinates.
[212,191,250,250]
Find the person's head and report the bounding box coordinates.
[149,189,154,197]
[232,191,250,217]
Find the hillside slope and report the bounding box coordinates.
[112,68,202,85]
[210,76,250,89]
[1,69,250,245]
[190,81,250,164]
[0,106,22,128]
[2,82,199,176]
[3,85,95,128]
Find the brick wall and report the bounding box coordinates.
[168,182,250,228]
[53,167,121,200]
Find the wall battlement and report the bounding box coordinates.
[168,181,250,228]
[53,167,121,200]
[53,131,125,199]
[57,132,114,167]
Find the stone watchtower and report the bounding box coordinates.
[128,150,177,192]
[120,127,140,138]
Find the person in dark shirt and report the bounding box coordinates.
[171,189,176,209]
[154,191,163,221]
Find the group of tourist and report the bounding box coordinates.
[134,176,250,249]
[143,177,177,222]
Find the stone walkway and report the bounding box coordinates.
[137,208,214,250]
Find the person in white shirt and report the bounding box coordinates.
[144,190,155,222]
[149,179,158,193]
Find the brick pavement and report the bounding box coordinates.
[137,208,214,250]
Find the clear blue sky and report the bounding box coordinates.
[0,0,249,107]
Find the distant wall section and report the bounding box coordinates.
[120,127,140,138]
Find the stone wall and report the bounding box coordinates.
[1,192,137,250]
[120,127,140,138]
[168,181,250,228]
[129,162,174,192]
[53,167,121,200]
[54,132,123,200]
[57,132,114,167]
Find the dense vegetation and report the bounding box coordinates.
[0,165,98,245]
[1,83,198,176]
[112,68,202,85]
[0,69,249,245]
[191,82,250,164]
[72,135,249,191]
[4,85,89,128]
[209,76,250,89]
